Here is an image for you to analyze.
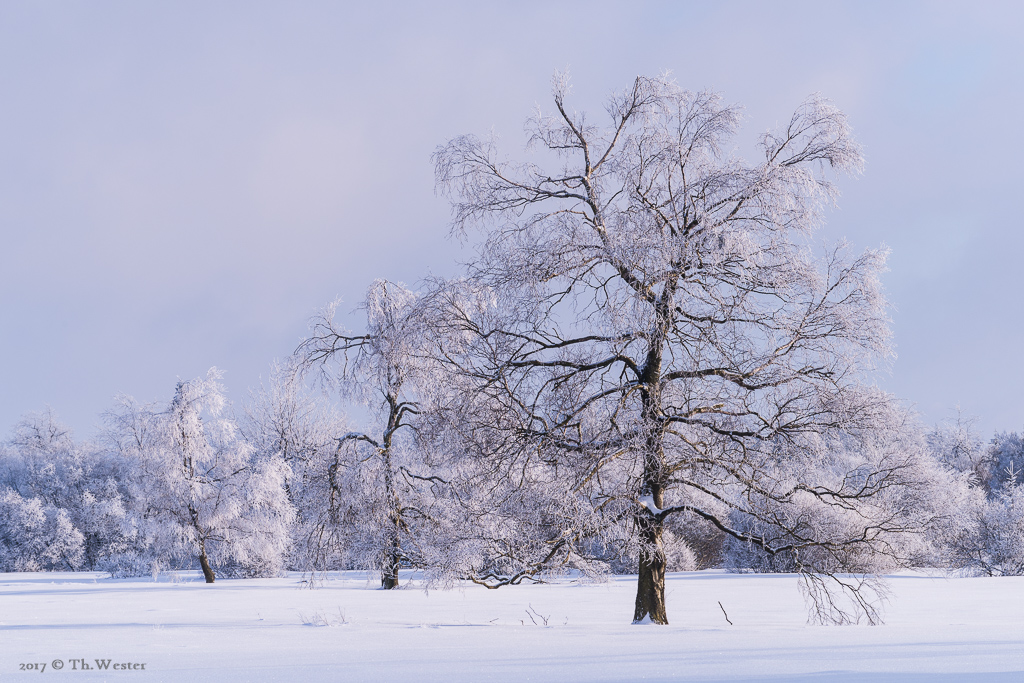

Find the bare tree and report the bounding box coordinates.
[433,73,925,624]
[297,280,429,589]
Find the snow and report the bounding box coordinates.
[637,494,664,516]
[2,570,1023,682]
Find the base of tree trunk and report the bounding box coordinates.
[633,549,668,624]
[381,558,399,589]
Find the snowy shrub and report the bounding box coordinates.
[244,361,351,574]
[664,514,724,571]
[965,490,1024,576]
[1,410,143,571]
[930,430,1024,576]
[0,489,84,571]
[934,482,1024,577]
[925,416,1024,575]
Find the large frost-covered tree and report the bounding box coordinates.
[433,73,926,624]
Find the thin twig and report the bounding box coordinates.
[718,601,733,626]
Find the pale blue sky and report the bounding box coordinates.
[1,1,1021,439]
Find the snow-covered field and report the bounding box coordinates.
[1,570,1023,682]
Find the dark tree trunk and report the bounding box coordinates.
[381,537,400,589]
[189,507,216,583]
[380,398,402,590]
[633,514,668,624]
[633,321,670,624]
[198,544,215,584]
[381,486,401,589]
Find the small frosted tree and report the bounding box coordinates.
[108,370,293,582]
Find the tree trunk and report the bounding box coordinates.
[198,544,215,584]
[380,412,402,590]
[633,515,668,624]
[381,488,401,589]
[381,535,400,589]
[634,327,670,624]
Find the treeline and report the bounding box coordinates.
[1,395,1021,581]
